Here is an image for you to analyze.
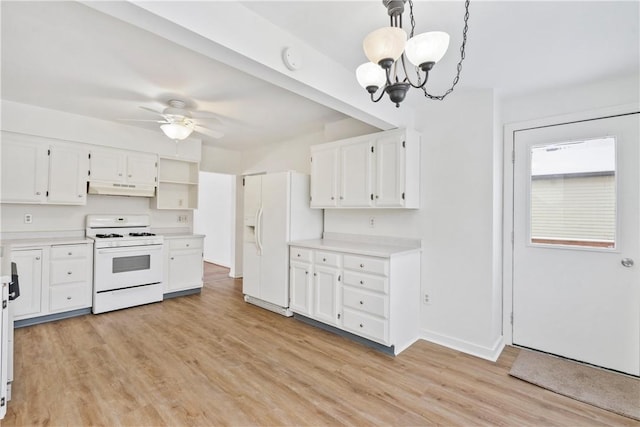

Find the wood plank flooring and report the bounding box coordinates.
[3,262,637,426]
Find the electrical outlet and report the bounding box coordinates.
[369,217,375,228]
[424,293,431,305]
[177,215,188,223]
[24,214,33,224]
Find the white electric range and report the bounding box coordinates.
[86,215,164,314]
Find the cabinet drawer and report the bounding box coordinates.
[49,283,91,312]
[290,247,312,263]
[343,287,388,318]
[315,251,341,267]
[168,238,203,251]
[343,255,388,276]
[342,271,388,293]
[51,244,89,260]
[50,259,88,285]
[342,308,388,344]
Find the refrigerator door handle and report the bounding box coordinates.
[256,206,264,255]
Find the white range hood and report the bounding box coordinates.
[87,182,155,197]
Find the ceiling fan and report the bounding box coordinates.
[127,99,225,141]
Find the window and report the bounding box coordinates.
[530,137,616,248]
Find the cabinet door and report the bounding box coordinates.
[168,248,203,292]
[0,138,48,203]
[11,249,43,319]
[90,150,125,183]
[48,145,89,204]
[375,135,406,207]
[340,139,373,207]
[314,265,341,326]
[127,154,157,186]
[290,261,312,316]
[310,146,338,207]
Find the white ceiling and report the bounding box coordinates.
[2,1,638,151]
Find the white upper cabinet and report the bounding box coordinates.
[88,149,125,183]
[1,136,49,203]
[310,145,338,207]
[340,138,373,207]
[89,149,157,186]
[126,153,158,186]
[310,128,420,209]
[0,132,89,205]
[47,144,90,204]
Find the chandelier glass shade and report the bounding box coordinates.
[356,0,470,107]
[160,122,194,140]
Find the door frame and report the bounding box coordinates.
[502,102,640,345]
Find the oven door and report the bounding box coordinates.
[94,244,163,292]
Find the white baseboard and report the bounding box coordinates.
[420,329,505,362]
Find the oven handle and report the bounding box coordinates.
[96,245,163,255]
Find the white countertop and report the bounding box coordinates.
[2,236,93,248]
[161,233,205,239]
[290,233,421,258]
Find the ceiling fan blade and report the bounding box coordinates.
[119,118,168,123]
[195,125,224,139]
[139,106,166,117]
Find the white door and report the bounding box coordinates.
[127,153,157,185]
[259,173,289,306]
[242,175,262,299]
[168,249,203,292]
[340,139,373,207]
[11,249,43,319]
[48,145,89,204]
[310,145,338,207]
[289,261,312,316]
[375,134,405,207]
[513,113,639,376]
[89,150,125,182]
[0,138,48,203]
[314,265,340,326]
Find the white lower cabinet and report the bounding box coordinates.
[164,236,204,294]
[289,242,420,354]
[11,249,43,319]
[11,241,93,322]
[48,244,92,313]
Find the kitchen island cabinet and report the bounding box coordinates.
[289,233,421,355]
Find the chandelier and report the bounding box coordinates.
[356,0,470,107]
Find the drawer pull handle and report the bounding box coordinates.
[171,257,174,260]
[67,271,72,275]
[359,280,364,285]
[186,244,190,247]
[78,194,83,198]
[323,258,326,262]
[305,271,308,275]
[36,256,40,260]
[359,323,363,328]
[359,300,363,305]
[66,296,72,300]
[360,263,364,268]
[297,254,301,257]
[68,252,73,256]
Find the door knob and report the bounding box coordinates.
[621,258,634,268]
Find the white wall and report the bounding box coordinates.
[193,172,233,267]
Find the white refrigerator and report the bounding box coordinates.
[243,172,323,316]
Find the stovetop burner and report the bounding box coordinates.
[129,232,156,237]
[95,233,123,238]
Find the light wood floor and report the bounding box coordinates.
[3,262,637,426]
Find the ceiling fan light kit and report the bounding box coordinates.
[160,122,194,140]
[356,0,470,107]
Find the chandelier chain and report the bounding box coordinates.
[408,0,470,101]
